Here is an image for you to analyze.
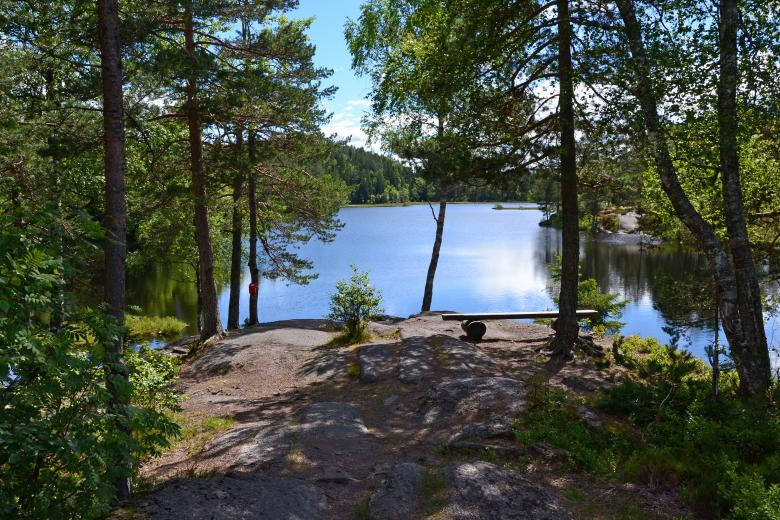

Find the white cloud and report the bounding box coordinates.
[323,98,383,153]
[346,99,372,108]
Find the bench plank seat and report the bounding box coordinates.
[442,310,600,341]
[442,310,599,321]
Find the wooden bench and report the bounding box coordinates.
[441,310,600,341]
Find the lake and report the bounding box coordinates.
[129,203,779,366]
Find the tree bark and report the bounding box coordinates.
[44,69,66,331]
[247,128,260,326]
[550,0,579,358]
[185,4,223,340]
[227,129,244,330]
[717,0,771,395]
[421,193,446,312]
[615,0,770,396]
[97,0,131,502]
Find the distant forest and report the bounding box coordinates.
[317,144,538,204]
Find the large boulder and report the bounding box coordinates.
[139,475,327,520]
[422,377,526,424]
[442,461,570,520]
[359,343,397,383]
[369,462,423,520]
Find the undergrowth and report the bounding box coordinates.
[514,336,780,519]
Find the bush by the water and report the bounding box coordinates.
[327,265,383,342]
[514,335,780,519]
[548,256,627,335]
[0,223,180,519]
[126,314,188,342]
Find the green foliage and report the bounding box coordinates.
[126,344,180,413]
[327,265,383,340]
[125,314,188,342]
[601,337,780,518]
[514,383,633,474]
[0,220,179,519]
[515,346,780,519]
[549,256,627,335]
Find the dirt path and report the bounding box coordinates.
[132,314,690,520]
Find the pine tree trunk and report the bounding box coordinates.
[45,69,66,331]
[247,129,260,326]
[185,5,223,340]
[421,194,446,312]
[227,129,244,330]
[717,0,771,396]
[97,0,131,501]
[615,0,770,396]
[550,0,579,358]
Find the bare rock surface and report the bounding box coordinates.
[422,377,526,424]
[139,474,327,520]
[431,334,497,375]
[442,462,571,520]
[202,421,293,469]
[447,418,516,444]
[359,343,397,383]
[399,336,435,384]
[137,315,692,520]
[369,462,423,520]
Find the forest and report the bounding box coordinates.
[0,0,779,519]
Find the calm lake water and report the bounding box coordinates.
[129,203,779,365]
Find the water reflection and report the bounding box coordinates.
[127,203,778,366]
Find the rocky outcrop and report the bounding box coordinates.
[359,343,397,383]
[442,462,571,520]
[139,474,327,520]
[422,377,526,424]
[369,463,423,520]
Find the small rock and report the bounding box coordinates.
[315,467,357,485]
[383,394,400,407]
[369,463,423,520]
[529,442,570,461]
[448,419,515,444]
[561,375,602,393]
[575,405,603,429]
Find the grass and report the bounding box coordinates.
[126,314,188,342]
[346,361,361,379]
[419,468,450,516]
[170,414,238,456]
[354,496,371,519]
[325,328,372,349]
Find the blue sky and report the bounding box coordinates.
[290,0,375,150]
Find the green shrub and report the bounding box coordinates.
[327,265,383,340]
[0,224,179,519]
[548,256,627,335]
[515,334,780,518]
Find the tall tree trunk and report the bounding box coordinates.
[550,0,579,358]
[615,0,769,396]
[227,129,244,330]
[45,69,65,331]
[247,128,260,326]
[717,0,771,395]
[421,192,446,312]
[97,0,131,502]
[185,5,223,340]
